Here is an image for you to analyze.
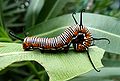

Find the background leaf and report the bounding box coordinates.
[70,67,120,81]
[38,0,70,22]
[43,0,70,21]
[2,0,26,29]
[0,42,104,81]
[0,0,5,28]
[25,0,44,28]
[0,0,12,42]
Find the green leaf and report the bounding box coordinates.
[0,0,5,28]
[26,13,120,54]
[0,42,104,81]
[3,9,25,16]
[38,0,69,22]
[70,67,120,81]
[0,27,12,42]
[43,0,70,21]
[0,0,11,42]
[3,1,17,11]
[25,0,44,28]
[102,59,120,67]
[1,0,26,28]
[70,77,114,81]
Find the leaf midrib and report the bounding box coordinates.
[0,51,30,57]
[89,27,120,38]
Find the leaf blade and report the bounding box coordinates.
[0,42,104,81]
[70,67,120,81]
[25,0,44,28]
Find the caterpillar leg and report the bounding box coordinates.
[63,47,69,53]
[24,45,34,51]
[63,42,72,53]
[38,48,45,53]
[38,48,63,53]
[24,47,33,51]
[90,40,95,46]
[24,48,30,51]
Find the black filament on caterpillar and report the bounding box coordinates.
[9,9,110,72]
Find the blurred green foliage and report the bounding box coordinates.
[0,0,120,81]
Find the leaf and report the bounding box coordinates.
[43,0,70,21]
[3,1,17,11]
[25,0,44,28]
[70,77,114,81]
[70,67,120,81]
[83,67,120,77]
[0,42,104,81]
[0,0,5,28]
[0,27,12,42]
[82,67,120,81]
[38,0,69,22]
[102,59,120,67]
[0,0,11,42]
[26,13,120,54]
[3,9,25,16]
[1,0,26,28]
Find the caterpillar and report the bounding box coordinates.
[9,9,110,72]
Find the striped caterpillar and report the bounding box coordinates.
[9,9,110,72]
